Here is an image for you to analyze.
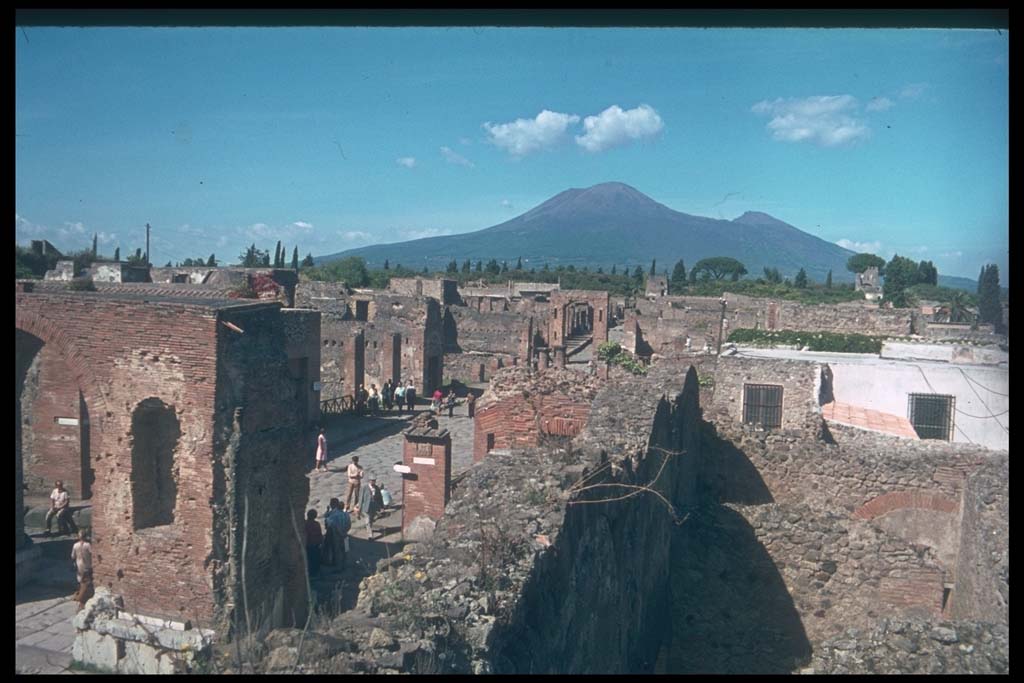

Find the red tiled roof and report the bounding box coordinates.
[822,401,920,439]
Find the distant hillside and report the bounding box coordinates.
[316,182,976,288]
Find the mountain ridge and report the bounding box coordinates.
[315,183,977,290]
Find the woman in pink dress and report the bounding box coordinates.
[315,427,328,472]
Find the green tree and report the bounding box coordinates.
[882,254,918,307]
[917,260,938,286]
[384,258,390,270]
[292,247,300,270]
[515,256,522,270]
[274,241,282,268]
[794,268,808,289]
[485,259,500,275]
[446,259,459,274]
[542,263,549,273]
[422,265,429,273]
[670,259,687,292]
[940,290,974,324]
[113,247,120,262]
[500,261,509,273]
[762,266,782,284]
[91,233,98,258]
[846,252,886,275]
[649,259,657,276]
[977,264,1002,329]
[632,265,644,283]
[207,254,217,267]
[691,256,748,281]
[301,252,315,268]
[825,270,832,289]
[461,259,471,273]
[610,265,617,275]
[475,260,483,273]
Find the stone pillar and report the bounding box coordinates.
[400,416,452,541]
[538,349,549,370]
[553,345,566,369]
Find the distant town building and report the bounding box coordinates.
[855,266,883,301]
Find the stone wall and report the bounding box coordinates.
[810,619,1008,674]
[387,277,460,305]
[281,309,321,427]
[949,456,1009,624]
[709,355,823,429]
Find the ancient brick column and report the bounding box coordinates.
[538,348,549,370]
[553,345,566,369]
[399,415,452,541]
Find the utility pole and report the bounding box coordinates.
[145,223,151,266]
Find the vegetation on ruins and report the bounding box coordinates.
[597,341,647,374]
[882,254,923,308]
[669,259,687,293]
[794,268,808,289]
[727,328,885,354]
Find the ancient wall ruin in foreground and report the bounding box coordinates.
[16,291,313,633]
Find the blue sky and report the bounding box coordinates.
[16,27,1008,280]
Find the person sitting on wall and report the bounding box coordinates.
[45,480,78,536]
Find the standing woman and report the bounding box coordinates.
[315,427,328,472]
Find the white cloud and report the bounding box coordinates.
[440,146,474,168]
[575,104,664,153]
[865,96,894,112]
[396,157,417,169]
[400,227,453,240]
[837,238,884,254]
[483,109,580,157]
[15,214,48,239]
[339,230,373,242]
[501,199,514,209]
[899,83,928,100]
[292,221,314,231]
[458,137,473,146]
[245,222,274,240]
[752,95,870,147]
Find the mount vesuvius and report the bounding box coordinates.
[318,182,860,282]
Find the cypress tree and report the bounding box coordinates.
[274,241,282,268]
[977,264,1002,328]
[795,268,808,288]
[92,233,98,258]
[649,259,656,276]
[292,247,299,270]
[825,269,833,289]
[113,247,120,262]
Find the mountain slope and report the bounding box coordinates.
[318,182,861,283]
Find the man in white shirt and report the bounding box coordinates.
[45,480,78,536]
[344,456,363,511]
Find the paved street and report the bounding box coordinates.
[15,534,83,675]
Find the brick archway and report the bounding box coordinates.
[16,309,111,542]
[852,490,959,520]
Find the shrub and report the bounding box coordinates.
[727,328,883,354]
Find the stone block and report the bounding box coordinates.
[405,515,436,542]
[72,630,120,672]
[119,639,177,674]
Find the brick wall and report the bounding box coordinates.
[16,293,308,630]
[20,343,91,497]
[473,390,592,461]
[401,424,452,534]
[281,309,321,427]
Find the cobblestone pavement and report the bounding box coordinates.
[308,403,476,518]
[15,534,85,675]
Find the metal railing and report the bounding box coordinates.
[320,395,356,415]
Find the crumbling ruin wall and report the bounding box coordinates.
[259,364,701,674]
[634,293,914,338]
[948,457,1009,624]
[213,304,310,632]
[281,309,322,428]
[710,355,823,429]
[387,277,460,305]
[444,306,532,383]
[294,281,354,316]
[16,293,309,632]
[472,367,601,461]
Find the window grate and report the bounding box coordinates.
[908,393,954,441]
[743,384,783,429]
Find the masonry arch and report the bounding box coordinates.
[852,490,959,520]
[130,398,181,529]
[16,310,111,543]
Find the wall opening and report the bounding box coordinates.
[908,393,954,441]
[355,300,369,321]
[742,384,783,429]
[486,433,495,453]
[130,398,181,530]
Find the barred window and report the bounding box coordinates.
[743,384,783,429]
[908,393,955,441]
